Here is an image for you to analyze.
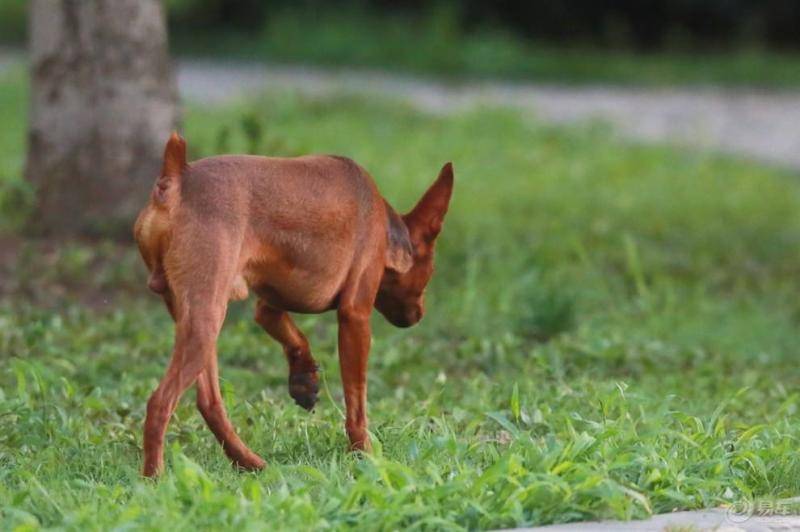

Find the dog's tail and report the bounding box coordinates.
[152,131,187,207]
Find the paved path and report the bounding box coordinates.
[2,48,798,169]
[176,60,800,171]
[511,509,800,531]
[0,47,20,73]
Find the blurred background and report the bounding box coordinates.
[3,1,800,529]
[4,0,800,81]
[4,0,800,75]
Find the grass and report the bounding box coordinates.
[3,65,800,530]
[172,8,800,87]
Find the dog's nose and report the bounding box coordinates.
[407,306,422,325]
[389,306,423,328]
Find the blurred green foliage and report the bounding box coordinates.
[3,67,800,528]
[171,7,800,86]
[0,0,25,44]
[3,1,800,85]
[164,0,800,51]
[0,66,29,231]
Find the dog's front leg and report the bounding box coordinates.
[336,305,373,452]
[254,299,319,411]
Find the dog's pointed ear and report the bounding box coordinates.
[405,162,454,243]
[161,131,187,178]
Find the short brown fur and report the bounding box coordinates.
[134,133,454,476]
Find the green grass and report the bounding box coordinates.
[3,67,800,530]
[172,8,800,87]
[0,66,29,231]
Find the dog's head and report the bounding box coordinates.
[375,163,454,327]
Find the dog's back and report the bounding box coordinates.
[136,148,388,312]
[182,154,376,239]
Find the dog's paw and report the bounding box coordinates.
[288,366,319,411]
[234,452,266,472]
[346,428,372,453]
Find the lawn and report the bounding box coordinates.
[2,66,800,530]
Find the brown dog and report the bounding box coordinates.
[134,133,454,477]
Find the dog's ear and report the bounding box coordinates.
[385,201,414,273]
[161,131,187,178]
[404,162,454,244]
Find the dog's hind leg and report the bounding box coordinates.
[254,299,319,411]
[143,298,226,476]
[196,355,265,470]
[150,282,264,471]
[142,234,240,477]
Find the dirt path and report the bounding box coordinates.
[3,49,799,169]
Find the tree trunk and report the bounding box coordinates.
[25,0,178,237]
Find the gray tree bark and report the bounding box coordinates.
[25,0,178,237]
